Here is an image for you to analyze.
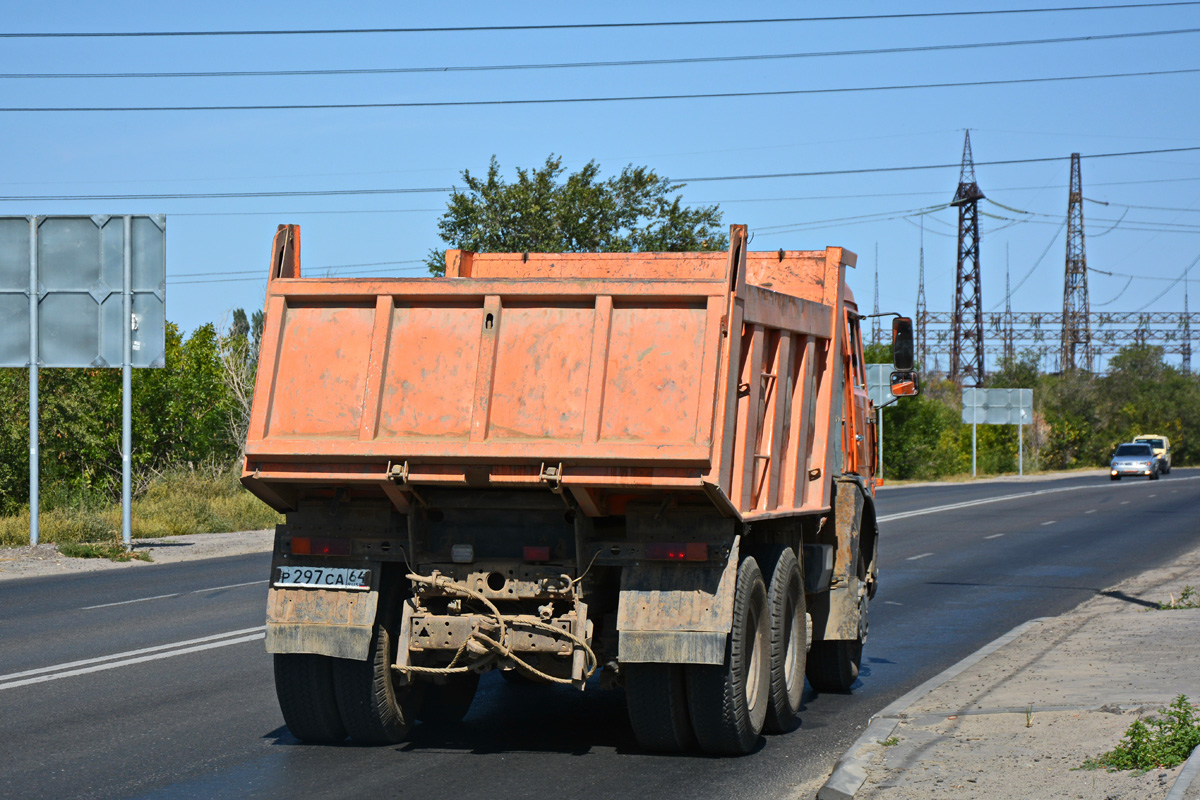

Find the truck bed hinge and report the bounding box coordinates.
[539,462,573,508]
[386,461,427,507]
[539,462,564,491]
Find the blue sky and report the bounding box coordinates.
[2,1,1198,355]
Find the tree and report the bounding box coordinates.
[424,155,727,275]
[218,309,265,458]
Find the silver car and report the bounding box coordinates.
[1110,443,1161,481]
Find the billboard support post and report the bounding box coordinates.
[28,219,38,547]
[878,407,884,483]
[122,216,133,549]
[1019,411,1025,477]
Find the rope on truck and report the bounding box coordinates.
[392,571,598,686]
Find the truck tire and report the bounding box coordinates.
[625,663,696,752]
[806,639,863,693]
[762,547,806,734]
[417,673,479,727]
[685,556,770,755]
[273,653,347,743]
[332,617,420,745]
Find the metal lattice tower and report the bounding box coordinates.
[916,221,928,369]
[1184,275,1192,373]
[1003,245,1015,365]
[951,130,985,386]
[1061,153,1093,371]
[871,243,882,346]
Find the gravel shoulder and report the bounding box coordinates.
[0,529,274,582]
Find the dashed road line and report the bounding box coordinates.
[1085,509,1097,514]
[907,553,934,561]
[984,533,1005,539]
[1041,520,1057,526]
[83,592,179,610]
[877,475,1200,524]
[83,579,268,610]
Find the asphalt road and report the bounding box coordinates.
[2,469,1198,800]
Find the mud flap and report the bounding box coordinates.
[812,479,867,643]
[617,536,739,665]
[265,587,380,661]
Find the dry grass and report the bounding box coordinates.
[0,464,281,548]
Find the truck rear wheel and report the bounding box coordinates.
[805,639,862,693]
[417,672,479,727]
[332,618,420,745]
[762,547,806,734]
[273,653,346,743]
[685,556,770,755]
[625,663,696,752]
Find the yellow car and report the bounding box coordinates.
[1133,434,1172,474]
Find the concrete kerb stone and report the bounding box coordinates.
[816,617,1049,800]
[1165,741,1200,800]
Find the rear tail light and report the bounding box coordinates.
[644,542,708,562]
[290,537,351,556]
[523,545,551,562]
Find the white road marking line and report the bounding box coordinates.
[0,626,267,681]
[876,475,1200,524]
[83,579,269,610]
[1120,501,1130,505]
[984,533,1005,539]
[83,592,180,610]
[884,601,903,606]
[1085,509,1097,514]
[906,553,934,561]
[192,580,268,594]
[0,633,265,691]
[1042,520,1057,526]
[1149,494,1157,498]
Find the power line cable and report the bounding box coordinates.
[5,4,1196,38]
[1089,265,1200,280]
[1134,254,1200,309]
[171,259,424,278]
[1085,198,1200,213]
[5,67,1196,113]
[6,28,1197,79]
[993,221,1067,309]
[1092,276,1135,305]
[171,261,429,284]
[4,145,1199,203]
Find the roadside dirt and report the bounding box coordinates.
[0,529,274,582]
[853,540,1200,800]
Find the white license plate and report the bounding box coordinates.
[275,566,371,590]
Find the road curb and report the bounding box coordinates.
[1166,741,1200,800]
[815,617,1049,800]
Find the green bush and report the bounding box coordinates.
[1083,695,1200,771]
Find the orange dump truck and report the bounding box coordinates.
[242,223,917,755]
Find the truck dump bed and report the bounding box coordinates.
[243,224,857,521]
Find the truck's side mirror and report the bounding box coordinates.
[890,370,919,397]
[892,317,914,370]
